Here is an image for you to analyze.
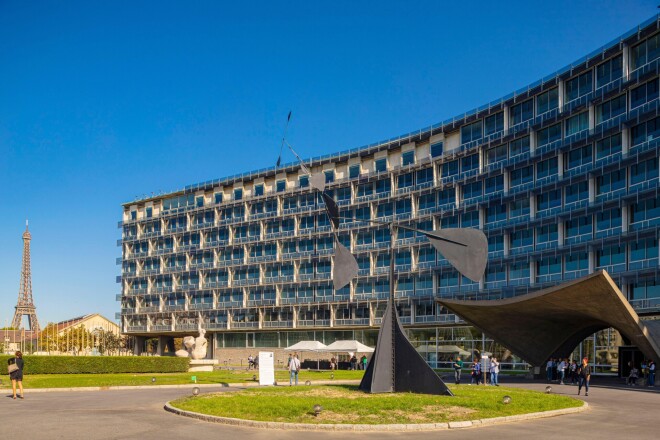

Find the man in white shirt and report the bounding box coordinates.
[558,359,567,384]
[288,353,301,386]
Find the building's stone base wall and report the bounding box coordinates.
[213,347,369,370]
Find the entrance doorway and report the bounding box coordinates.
[618,346,644,378]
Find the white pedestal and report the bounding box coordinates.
[189,359,219,372]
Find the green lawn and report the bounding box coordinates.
[4,369,365,389]
[170,384,581,424]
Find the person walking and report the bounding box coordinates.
[569,359,577,385]
[288,353,301,386]
[557,358,567,385]
[452,356,463,384]
[577,357,591,396]
[546,358,554,382]
[470,358,481,385]
[8,351,25,400]
[490,357,500,386]
[361,355,368,370]
[648,360,656,387]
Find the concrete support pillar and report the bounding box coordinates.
[588,105,595,130]
[503,105,510,132]
[478,148,485,174]
[588,249,595,274]
[133,336,145,355]
[622,127,630,156]
[622,44,630,81]
[479,207,486,230]
[530,130,537,156]
[503,232,510,257]
[558,80,565,110]
[503,170,510,194]
[557,153,564,179]
[529,260,536,287]
[622,202,629,233]
[258,309,263,330]
[455,186,462,209]
[529,194,537,220]
[588,176,596,204]
[157,336,167,356]
[292,307,297,329]
[558,221,565,248]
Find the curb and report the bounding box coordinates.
[163,400,589,432]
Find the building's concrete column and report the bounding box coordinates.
[292,307,297,329]
[529,194,537,220]
[558,80,565,110]
[588,105,595,130]
[479,207,486,230]
[557,153,565,179]
[455,185,462,209]
[503,105,510,133]
[621,202,629,233]
[478,147,485,174]
[622,43,630,81]
[622,127,630,156]
[503,232,510,257]
[558,221,565,248]
[588,248,595,274]
[368,302,375,327]
[258,309,263,330]
[529,130,537,156]
[503,170,510,194]
[588,175,596,204]
[330,306,335,328]
[157,336,167,356]
[529,259,536,287]
[133,336,145,355]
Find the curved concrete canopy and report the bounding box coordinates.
[437,271,660,366]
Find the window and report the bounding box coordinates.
[486,145,507,165]
[130,210,137,220]
[596,55,623,88]
[375,178,391,194]
[233,188,243,200]
[463,181,482,199]
[375,158,387,173]
[196,196,204,208]
[510,99,534,126]
[395,198,412,215]
[416,167,433,185]
[488,236,504,253]
[537,256,562,277]
[630,34,660,70]
[596,94,626,124]
[397,172,414,189]
[630,196,660,225]
[214,193,223,204]
[630,78,659,110]
[461,154,479,172]
[565,181,589,204]
[565,71,593,102]
[486,204,506,223]
[630,280,660,300]
[349,164,360,179]
[566,145,592,170]
[510,261,530,280]
[276,180,286,192]
[596,208,622,232]
[336,187,351,202]
[510,198,530,218]
[485,174,504,194]
[441,215,458,229]
[565,216,592,238]
[536,224,558,244]
[401,150,415,166]
[299,175,309,188]
[537,123,562,147]
[631,116,660,146]
[630,158,659,186]
[430,142,444,158]
[536,189,561,211]
[146,207,152,218]
[565,252,589,272]
[510,165,533,187]
[324,170,335,183]
[596,245,625,269]
[596,169,626,195]
[438,188,454,205]
[536,157,558,179]
[511,229,533,248]
[484,112,504,136]
[461,120,483,144]
[565,112,588,136]
[254,184,264,196]
[461,211,479,228]
[536,87,559,115]
[376,203,393,218]
[418,193,436,210]
[510,136,530,157]
[595,133,622,159]
[442,160,459,177]
[357,182,373,197]
[630,238,658,264]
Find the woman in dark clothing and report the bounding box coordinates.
[9,351,24,399]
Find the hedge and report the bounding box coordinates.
[0,355,190,374]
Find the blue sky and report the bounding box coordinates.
[0,0,655,326]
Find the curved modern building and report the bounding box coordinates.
[118,15,660,373]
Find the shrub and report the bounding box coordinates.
[0,355,189,374]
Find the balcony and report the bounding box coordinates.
[205,321,228,330]
[139,306,160,313]
[127,325,148,332]
[335,318,369,326]
[151,324,172,332]
[189,303,214,310]
[175,323,199,332]
[231,321,259,329]
[162,304,186,312]
[263,321,294,328]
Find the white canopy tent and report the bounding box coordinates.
[284,340,328,370]
[322,340,375,353]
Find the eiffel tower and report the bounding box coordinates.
[11,221,40,331]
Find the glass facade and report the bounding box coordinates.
[119,18,660,371]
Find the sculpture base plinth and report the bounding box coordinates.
[189,359,219,372]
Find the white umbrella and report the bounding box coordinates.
[284,340,328,370]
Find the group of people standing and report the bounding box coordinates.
[452,356,500,386]
[627,359,656,387]
[546,357,591,395]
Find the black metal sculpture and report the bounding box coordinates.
[276,114,488,395]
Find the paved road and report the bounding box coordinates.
[1,380,658,439]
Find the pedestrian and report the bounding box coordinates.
[8,350,24,400]
[248,354,255,370]
[330,356,336,370]
[628,365,639,386]
[350,354,358,370]
[470,358,481,385]
[490,357,500,386]
[286,353,292,369]
[577,357,591,396]
[361,355,368,370]
[570,359,577,384]
[557,358,567,384]
[648,360,656,387]
[453,356,463,385]
[288,353,301,386]
[546,358,554,382]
